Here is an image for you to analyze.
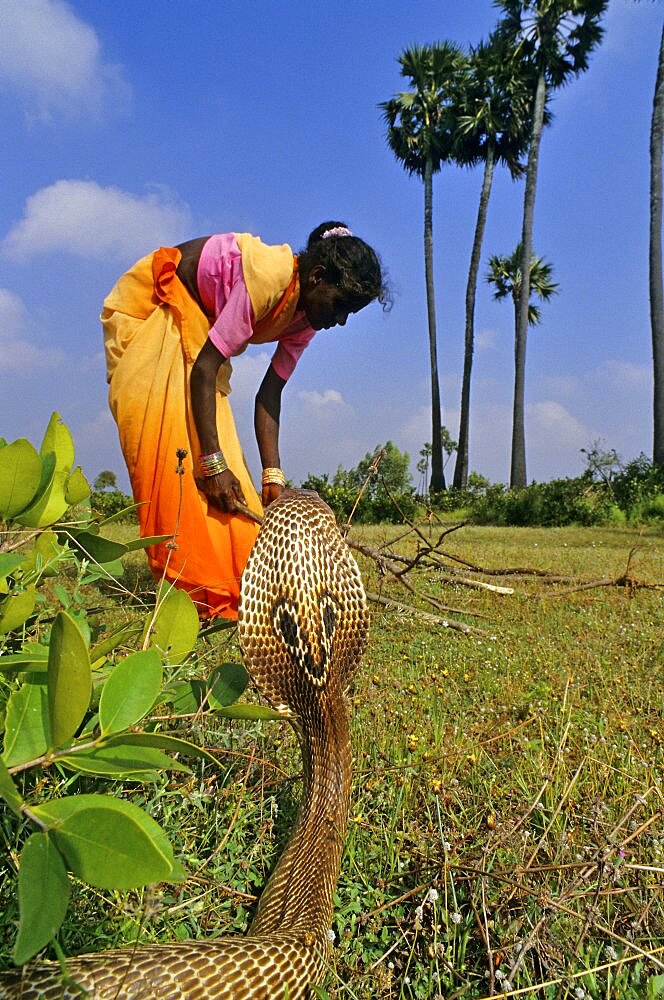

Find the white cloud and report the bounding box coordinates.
[0,288,63,371]
[600,359,650,389]
[0,0,130,122]
[529,400,588,443]
[296,388,349,409]
[475,326,500,350]
[227,351,272,405]
[2,180,193,263]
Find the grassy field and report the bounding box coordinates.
[1,519,662,998]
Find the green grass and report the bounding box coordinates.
[1,521,662,999]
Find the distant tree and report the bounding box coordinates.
[380,42,468,493]
[495,0,608,486]
[349,441,412,497]
[486,244,558,485]
[93,470,118,491]
[417,442,432,496]
[650,25,664,466]
[453,31,543,489]
[417,429,457,496]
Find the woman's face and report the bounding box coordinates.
[300,267,369,331]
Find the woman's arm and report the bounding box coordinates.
[255,364,287,506]
[190,339,247,513]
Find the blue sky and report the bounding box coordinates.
[0,0,661,493]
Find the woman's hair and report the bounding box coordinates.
[299,221,391,310]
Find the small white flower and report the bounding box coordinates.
[326,928,336,943]
[495,968,505,981]
[414,905,424,922]
[427,888,439,903]
[443,840,452,852]
[574,989,585,999]
[450,911,462,925]
[503,980,512,992]
[605,946,618,961]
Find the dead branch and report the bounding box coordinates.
[365,591,488,637]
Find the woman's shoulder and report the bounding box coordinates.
[234,234,295,319]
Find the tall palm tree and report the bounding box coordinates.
[651,25,664,467]
[452,33,542,489]
[495,0,608,487]
[487,244,558,484]
[380,42,468,493]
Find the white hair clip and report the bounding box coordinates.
[322,226,353,239]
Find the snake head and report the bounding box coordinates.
[238,490,369,716]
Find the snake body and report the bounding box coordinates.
[0,490,369,999]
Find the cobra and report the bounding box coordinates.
[0,490,369,999]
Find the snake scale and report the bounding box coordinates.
[0,489,369,999]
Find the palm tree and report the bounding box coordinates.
[495,0,608,487]
[380,42,468,493]
[452,32,542,489]
[487,244,558,484]
[651,25,664,467]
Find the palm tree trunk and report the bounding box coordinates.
[651,26,664,467]
[512,70,546,489]
[453,146,496,489]
[424,156,445,492]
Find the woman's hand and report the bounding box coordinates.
[196,469,246,513]
[262,482,284,508]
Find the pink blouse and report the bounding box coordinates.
[196,234,316,381]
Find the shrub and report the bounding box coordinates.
[89,488,136,521]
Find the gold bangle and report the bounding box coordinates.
[262,467,286,487]
[199,451,228,477]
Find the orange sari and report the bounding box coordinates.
[101,247,265,619]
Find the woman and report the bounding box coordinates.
[101,221,388,619]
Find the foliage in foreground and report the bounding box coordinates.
[0,415,274,965]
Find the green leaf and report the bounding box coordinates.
[47,612,92,747]
[215,703,284,721]
[15,463,69,529]
[647,974,664,999]
[2,674,50,767]
[0,553,26,583]
[0,756,24,816]
[99,649,163,735]
[19,530,67,579]
[39,413,75,474]
[207,662,250,708]
[165,679,206,714]
[124,534,172,552]
[0,650,48,673]
[81,558,126,583]
[147,584,199,664]
[64,466,90,505]
[0,585,37,635]
[13,832,70,964]
[32,795,181,888]
[102,731,219,766]
[60,744,191,779]
[0,438,42,519]
[94,501,143,526]
[89,622,143,667]
[68,530,128,565]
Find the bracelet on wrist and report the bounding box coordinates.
[199,450,228,478]
[261,467,286,487]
